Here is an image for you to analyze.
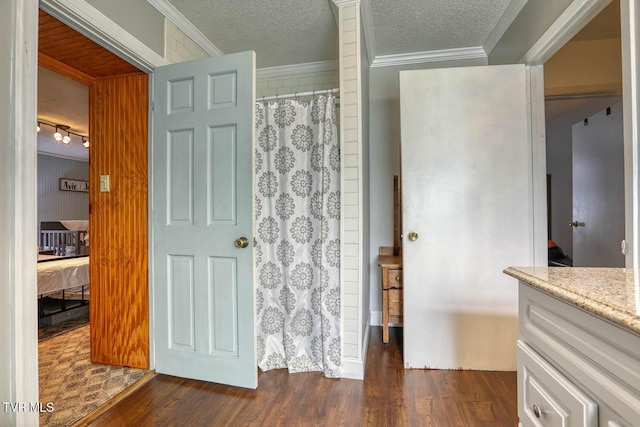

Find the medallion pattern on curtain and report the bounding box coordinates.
[255,95,341,377]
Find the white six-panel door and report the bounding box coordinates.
[152,51,257,388]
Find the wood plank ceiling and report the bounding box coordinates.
[38,9,142,84]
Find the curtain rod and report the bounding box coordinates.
[256,88,339,102]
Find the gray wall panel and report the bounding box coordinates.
[37,154,89,230]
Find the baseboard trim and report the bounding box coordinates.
[370,310,382,326]
[370,310,403,328]
[340,315,371,380]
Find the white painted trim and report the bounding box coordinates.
[356,5,366,364]
[519,0,613,65]
[6,0,40,425]
[340,358,365,379]
[256,60,338,79]
[620,0,639,269]
[370,311,405,327]
[147,0,223,57]
[483,0,529,55]
[370,310,382,326]
[332,0,361,6]
[338,2,347,375]
[39,0,168,72]
[360,0,376,66]
[147,74,157,371]
[371,46,487,68]
[528,65,548,266]
[341,317,369,380]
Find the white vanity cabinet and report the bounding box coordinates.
[517,282,640,427]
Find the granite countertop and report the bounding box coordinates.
[504,267,640,335]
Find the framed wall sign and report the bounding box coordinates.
[59,178,89,192]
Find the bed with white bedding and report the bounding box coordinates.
[37,255,89,323]
[37,255,89,295]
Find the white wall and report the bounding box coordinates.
[546,96,622,258]
[368,58,486,324]
[164,20,210,63]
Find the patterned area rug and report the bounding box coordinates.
[39,315,148,426]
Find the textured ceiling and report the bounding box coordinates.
[168,0,339,68]
[168,0,513,66]
[371,0,512,56]
[37,1,622,160]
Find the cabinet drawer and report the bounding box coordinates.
[518,341,597,427]
[385,270,402,289]
[388,289,403,321]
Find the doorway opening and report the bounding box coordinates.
[36,9,150,425]
[544,0,624,267]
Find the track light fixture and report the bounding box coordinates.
[53,126,62,141]
[37,121,88,149]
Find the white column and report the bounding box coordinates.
[333,0,365,379]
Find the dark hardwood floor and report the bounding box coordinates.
[83,327,518,426]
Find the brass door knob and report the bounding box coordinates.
[408,231,419,241]
[235,237,249,248]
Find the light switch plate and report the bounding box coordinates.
[100,175,110,192]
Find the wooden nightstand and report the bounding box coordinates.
[378,247,402,344]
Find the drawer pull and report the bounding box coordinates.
[532,404,541,418]
[395,276,401,282]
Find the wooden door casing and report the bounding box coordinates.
[89,74,149,369]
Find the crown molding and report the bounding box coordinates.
[360,0,376,66]
[147,0,223,57]
[332,0,361,6]
[257,60,338,78]
[519,0,611,65]
[484,0,529,55]
[371,46,487,68]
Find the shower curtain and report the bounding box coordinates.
[255,95,341,378]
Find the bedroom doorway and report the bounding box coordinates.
[37,9,150,367]
[36,8,151,422]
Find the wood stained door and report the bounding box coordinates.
[89,74,149,369]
